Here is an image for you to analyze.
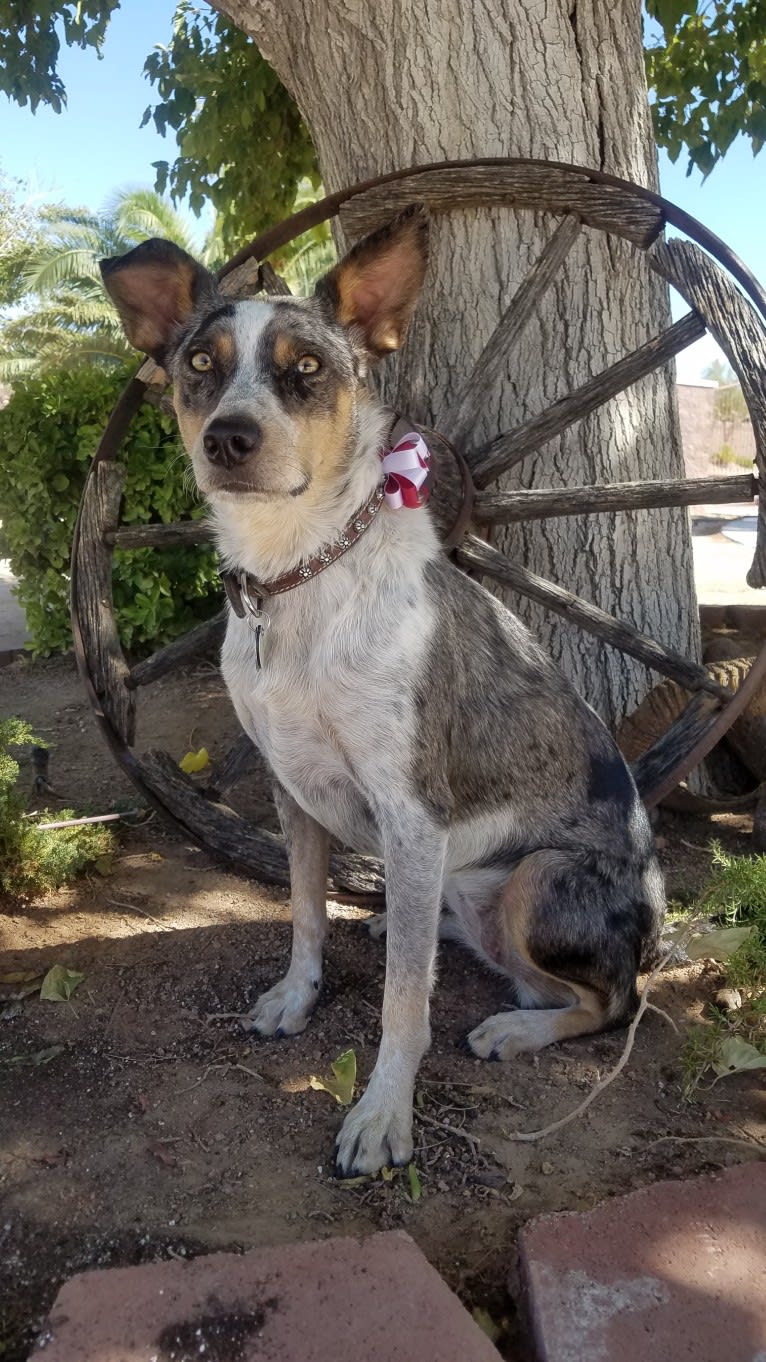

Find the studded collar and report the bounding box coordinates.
[220,480,386,620]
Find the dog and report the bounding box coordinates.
[101,207,665,1176]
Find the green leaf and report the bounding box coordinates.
[40,964,84,1002]
[712,1036,766,1079]
[309,1048,357,1105]
[407,1162,422,1201]
[472,1307,502,1343]
[687,926,754,961]
[6,1044,65,1066]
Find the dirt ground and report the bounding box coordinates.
[1,654,765,1362]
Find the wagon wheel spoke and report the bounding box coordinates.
[470,309,705,486]
[436,213,582,444]
[457,534,731,699]
[473,473,757,524]
[204,732,259,797]
[107,520,214,550]
[125,612,227,690]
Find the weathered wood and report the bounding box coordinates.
[474,473,756,523]
[108,519,215,549]
[628,692,723,804]
[206,731,260,795]
[457,534,730,698]
[126,611,227,690]
[259,261,292,296]
[137,748,385,895]
[471,310,706,485]
[74,462,136,745]
[651,238,766,589]
[338,164,664,247]
[437,214,582,445]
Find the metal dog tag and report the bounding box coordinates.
[239,571,270,670]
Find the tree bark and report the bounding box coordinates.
[212,0,700,728]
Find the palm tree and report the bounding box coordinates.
[0,188,218,379]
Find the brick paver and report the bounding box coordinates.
[33,1229,500,1362]
[519,1161,766,1362]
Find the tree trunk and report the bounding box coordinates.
[213,0,700,729]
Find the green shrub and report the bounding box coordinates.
[0,717,113,898]
[0,362,221,655]
[711,443,753,470]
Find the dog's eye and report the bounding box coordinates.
[296,355,321,375]
[190,351,213,372]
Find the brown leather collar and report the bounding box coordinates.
[221,480,385,619]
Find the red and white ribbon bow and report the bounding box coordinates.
[380,432,431,510]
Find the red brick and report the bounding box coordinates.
[34,1230,500,1362]
[519,1161,766,1362]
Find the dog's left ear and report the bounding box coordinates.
[315,204,429,357]
[100,238,221,366]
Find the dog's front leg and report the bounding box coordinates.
[335,815,446,1177]
[250,784,330,1037]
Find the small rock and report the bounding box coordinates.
[715,987,743,1012]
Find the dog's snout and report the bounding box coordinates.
[203,418,262,468]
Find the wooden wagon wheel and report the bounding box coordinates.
[71,156,766,894]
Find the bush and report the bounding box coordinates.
[711,443,753,470]
[0,717,113,898]
[0,362,221,655]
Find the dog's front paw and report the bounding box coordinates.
[335,1090,414,1176]
[467,1008,552,1059]
[249,974,319,1038]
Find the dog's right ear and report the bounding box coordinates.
[100,239,220,366]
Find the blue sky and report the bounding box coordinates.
[2,0,764,379]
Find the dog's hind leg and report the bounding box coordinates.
[249,785,330,1038]
[466,846,662,1060]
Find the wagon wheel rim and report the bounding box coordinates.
[70,155,766,888]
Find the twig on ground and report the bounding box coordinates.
[507,927,696,1143]
[645,1001,679,1032]
[647,1133,766,1153]
[416,1108,480,1151]
[107,898,169,930]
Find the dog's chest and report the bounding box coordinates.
[221,573,431,845]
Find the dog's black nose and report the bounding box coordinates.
[203,418,262,468]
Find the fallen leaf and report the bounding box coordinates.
[149,1144,179,1168]
[309,1049,357,1106]
[0,972,44,1000]
[472,1308,502,1344]
[5,1045,65,1066]
[407,1163,422,1202]
[712,1036,766,1079]
[179,747,210,774]
[35,1149,68,1168]
[687,926,753,961]
[380,1165,396,1183]
[40,965,84,1002]
[149,852,163,863]
[92,855,113,877]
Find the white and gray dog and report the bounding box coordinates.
[102,207,665,1176]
